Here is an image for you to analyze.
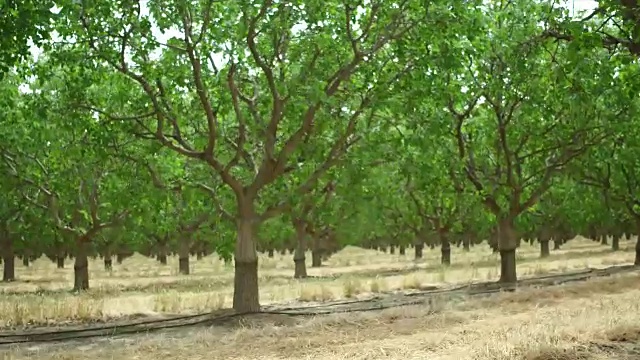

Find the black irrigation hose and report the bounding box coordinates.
[0,264,637,346]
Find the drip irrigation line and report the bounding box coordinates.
[0,264,636,346]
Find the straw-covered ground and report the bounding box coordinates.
[1,237,639,359]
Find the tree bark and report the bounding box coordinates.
[399,245,406,255]
[56,255,65,268]
[635,218,640,266]
[178,242,190,275]
[553,240,561,250]
[179,257,189,274]
[540,240,550,258]
[104,257,113,271]
[414,243,424,260]
[498,217,518,283]
[2,255,15,282]
[1,233,15,282]
[612,235,620,251]
[389,245,396,254]
[116,253,124,264]
[600,236,608,245]
[74,241,90,291]
[22,257,29,267]
[267,249,274,258]
[232,203,260,313]
[440,231,451,265]
[311,250,322,267]
[157,253,168,265]
[462,237,470,252]
[635,236,640,266]
[293,220,307,278]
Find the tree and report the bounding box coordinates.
[404,0,624,283]
[0,0,58,77]
[51,0,425,312]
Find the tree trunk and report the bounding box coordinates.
[399,245,406,255]
[179,257,189,274]
[104,257,113,271]
[293,220,308,278]
[74,241,90,291]
[178,242,190,275]
[116,253,124,264]
[2,255,15,282]
[498,218,518,284]
[440,231,451,265]
[389,245,396,254]
[311,250,322,267]
[1,233,15,282]
[540,240,550,258]
[553,240,561,250]
[232,205,260,313]
[56,255,65,268]
[462,238,470,252]
[414,243,423,260]
[157,254,167,265]
[267,249,274,258]
[635,219,640,266]
[22,257,29,267]
[196,252,203,260]
[612,235,620,251]
[600,236,608,245]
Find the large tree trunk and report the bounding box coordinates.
[440,230,451,265]
[74,241,90,291]
[540,240,550,258]
[498,218,518,284]
[293,220,308,278]
[233,203,260,313]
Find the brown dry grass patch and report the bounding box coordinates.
[0,237,636,327]
[4,272,640,360]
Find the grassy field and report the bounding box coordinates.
[1,237,639,359]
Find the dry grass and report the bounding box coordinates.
[4,272,640,360]
[0,237,635,330]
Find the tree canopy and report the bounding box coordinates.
[1,0,639,312]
